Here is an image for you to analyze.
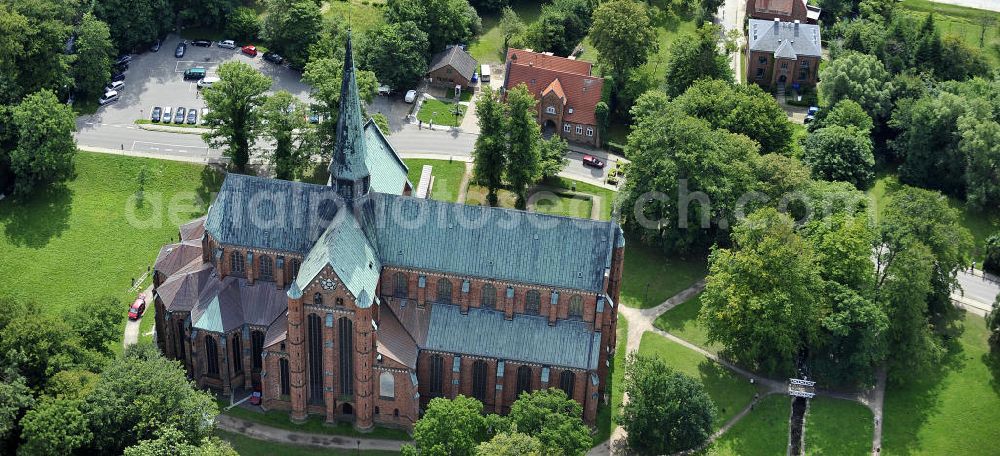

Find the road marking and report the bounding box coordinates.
[174,60,221,73]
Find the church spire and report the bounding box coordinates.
[329,31,371,202]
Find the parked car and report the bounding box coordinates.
[174,107,186,124]
[263,52,284,64]
[404,89,417,103]
[111,70,126,82]
[307,112,323,124]
[191,39,212,47]
[218,39,237,49]
[187,107,198,124]
[183,67,207,80]
[241,45,257,57]
[104,81,125,93]
[162,106,173,123]
[201,107,209,124]
[378,85,391,96]
[582,155,605,168]
[150,39,162,52]
[115,54,132,66]
[804,106,819,124]
[197,76,220,89]
[128,295,146,320]
[175,42,187,58]
[151,106,162,122]
[98,90,119,106]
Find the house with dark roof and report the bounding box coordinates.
[503,48,604,147]
[427,45,478,89]
[152,34,624,433]
[746,0,821,23]
[746,18,822,90]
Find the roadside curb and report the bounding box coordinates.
[136,123,210,135]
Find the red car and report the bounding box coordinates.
[582,155,605,168]
[241,45,258,57]
[128,295,147,320]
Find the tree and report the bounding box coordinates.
[202,61,272,172]
[176,0,239,30]
[498,6,525,54]
[260,90,313,180]
[935,34,991,82]
[663,25,732,97]
[803,125,875,189]
[69,296,122,356]
[371,113,391,135]
[507,389,592,456]
[699,208,824,375]
[469,0,507,14]
[124,426,238,456]
[538,136,569,180]
[73,13,115,99]
[83,341,218,454]
[505,84,541,208]
[386,0,482,54]
[302,55,378,151]
[958,116,1000,212]
[472,87,508,206]
[526,0,594,57]
[94,0,174,53]
[878,241,942,374]
[818,99,874,134]
[985,233,1000,275]
[0,366,33,447]
[820,52,893,120]
[987,296,1000,350]
[475,432,542,456]
[358,21,429,90]
[262,0,323,66]
[891,91,973,197]
[673,79,793,155]
[226,7,262,43]
[8,89,76,197]
[620,354,716,454]
[402,396,490,456]
[0,314,84,390]
[19,398,91,456]
[590,0,657,103]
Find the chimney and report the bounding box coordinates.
[774,17,780,35]
[794,19,800,36]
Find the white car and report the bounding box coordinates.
[218,40,236,49]
[197,76,220,88]
[378,85,391,96]
[404,89,417,103]
[98,90,119,106]
[104,81,125,93]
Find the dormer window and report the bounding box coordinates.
[568,108,574,114]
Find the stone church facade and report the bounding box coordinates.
[153,36,624,432]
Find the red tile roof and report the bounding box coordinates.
[504,49,604,126]
[542,79,566,102]
[755,0,794,14]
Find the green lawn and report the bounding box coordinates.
[322,0,386,35]
[542,176,617,221]
[465,185,518,208]
[215,429,399,456]
[899,0,1000,65]
[580,13,698,82]
[530,192,593,219]
[881,312,1000,455]
[594,313,628,445]
[653,293,719,352]
[465,176,615,221]
[700,395,790,456]
[638,332,758,429]
[619,243,707,309]
[805,397,873,456]
[402,158,467,203]
[467,0,545,64]
[416,99,465,127]
[0,152,219,324]
[218,402,411,441]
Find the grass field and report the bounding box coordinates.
[216,430,399,456]
[322,0,386,35]
[619,243,707,309]
[0,152,219,321]
[402,158,467,203]
[653,293,720,352]
[542,176,617,221]
[416,99,465,127]
[530,192,593,219]
[467,0,545,64]
[700,395,790,456]
[638,332,759,429]
[805,397,873,456]
[881,312,1000,455]
[219,401,411,441]
[594,313,628,445]
[899,0,1000,65]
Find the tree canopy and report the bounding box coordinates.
[8,89,77,197]
[262,0,323,66]
[525,0,594,57]
[820,52,894,120]
[358,21,429,90]
[662,25,731,98]
[590,0,657,95]
[403,396,490,456]
[202,61,273,172]
[386,0,481,54]
[673,79,793,155]
[507,389,592,456]
[803,125,875,189]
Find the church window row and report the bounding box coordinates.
[428,353,578,403]
[224,247,301,283]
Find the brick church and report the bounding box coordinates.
[152,36,625,432]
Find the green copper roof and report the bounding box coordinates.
[295,212,382,308]
[363,120,410,195]
[193,296,224,332]
[329,32,370,183]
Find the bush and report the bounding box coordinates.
[985,233,1000,275]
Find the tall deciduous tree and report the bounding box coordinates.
[358,21,429,90]
[9,89,76,197]
[538,136,569,180]
[507,389,592,456]
[803,125,875,189]
[985,233,1000,275]
[620,354,716,454]
[73,13,115,99]
[662,24,731,97]
[472,87,508,206]
[93,0,174,53]
[590,0,657,103]
[958,116,1000,212]
[505,84,541,209]
[673,79,793,155]
[260,90,314,180]
[302,55,378,151]
[820,52,893,120]
[0,314,84,391]
[891,91,975,197]
[69,296,122,356]
[262,0,323,66]
[386,0,481,54]
[226,7,262,43]
[987,296,1000,350]
[18,398,91,456]
[475,432,542,456]
[526,0,594,57]
[815,99,874,134]
[402,396,490,456]
[498,6,525,54]
[202,61,272,172]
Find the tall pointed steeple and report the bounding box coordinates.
[329,31,371,202]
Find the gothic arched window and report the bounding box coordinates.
[429,354,444,396]
[525,290,541,315]
[251,330,265,372]
[259,255,273,280]
[560,370,576,397]
[472,360,488,401]
[516,365,532,396]
[437,278,452,304]
[230,251,245,274]
[394,272,408,297]
[380,372,395,398]
[568,295,584,319]
[205,335,219,377]
[307,314,323,403]
[231,333,243,374]
[481,284,497,309]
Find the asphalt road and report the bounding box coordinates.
[956,269,1000,313]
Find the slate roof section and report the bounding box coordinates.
[428,46,479,81]
[295,212,382,308]
[329,32,371,182]
[157,260,216,313]
[190,275,288,333]
[263,312,288,349]
[504,49,603,126]
[748,19,822,58]
[204,173,339,254]
[154,240,204,278]
[424,304,601,370]
[179,216,206,241]
[358,193,618,293]
[377,304,419,368]
[363,119,410,195]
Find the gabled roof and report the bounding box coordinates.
[505,48,592,75]
[504,49,604,126]
[329,32,370,182]
[428,46,478,81]
[754,0,794,14]
[424,304,602,370]
[295,212,382,308]
[179,216,206,241]
[357,193,620,293]
[157,260,216,313]
[154,240,203,278]
[364,119,410,195]
[190,274,288,333]
[541,78,566,102]
[263,311,287,349]
[748,19,822,58]
[377,304,419,369]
